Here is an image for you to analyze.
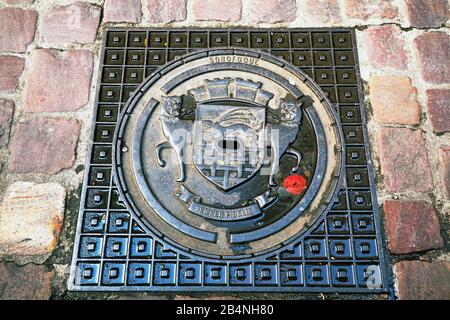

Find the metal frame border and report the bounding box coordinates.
[67,27,392,296]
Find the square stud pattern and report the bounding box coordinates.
[69,29,389,294]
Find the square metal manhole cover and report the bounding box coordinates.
[68,28,390,294]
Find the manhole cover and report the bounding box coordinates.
[69,29,390,294]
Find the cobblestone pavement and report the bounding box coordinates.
[0,0,448,300]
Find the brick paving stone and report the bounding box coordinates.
[426,89,450,133]
[395,261,450,300]
[414,32,450,84]
[384,200,443,254]
[193,0,242,22]
[361,25,408,70]
[405,0,449,28]
[438,147,450,199]
[0,262,54,300]
[303,0,341,25]
[104,0,142,23]
[146,0,187,23]
[24,49,93,113]
[378,128,434,192]
[0,8,37,53]
[248,0,296,23]
[344,0,398,20]
[0,182,65,256]
[0,55,25,94]
[9,117,80,174]
[0,99,15,148]
[40,2,101,44]
[369,75,420,125]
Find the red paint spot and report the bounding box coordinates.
[283,174,307,195]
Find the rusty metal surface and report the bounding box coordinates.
[68,28,390,294]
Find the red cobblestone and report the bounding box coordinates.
[9,117,80,174]
[344,0,398,20]
[193,0,242,22]
[405,0,449,28]
[369,75,420,125]
[426,89,450,133]
[303,0,341,25]
[24,49,93,113]
[362,25,408,70]
[0,262,54,300]
[414,32,450,84]
[146,0,187,23]
[0,8,37,53]
[395,261,450,300]
[0,56,24,94]
[40,2,101,44]
[248,0,296,23]
[0,99,15,148]
[378,128,434,192]
[384,200,443,254]
[104,0,142,23]
[438,147,450,200]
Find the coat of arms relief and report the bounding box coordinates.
[154,78,305,221]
